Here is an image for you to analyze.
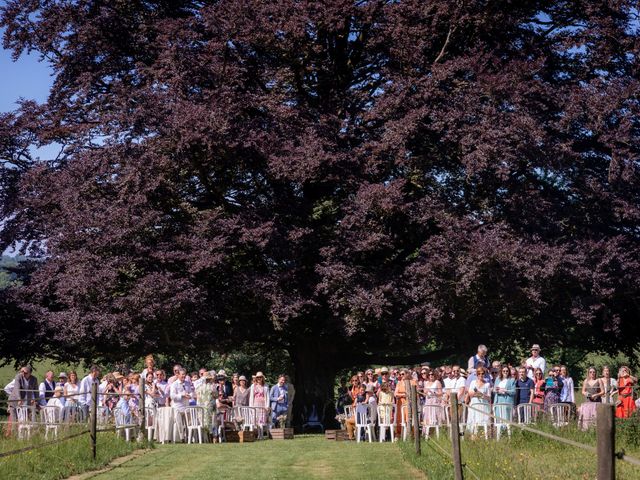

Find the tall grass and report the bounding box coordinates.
[0,426,136,480]
[399,418,640,480]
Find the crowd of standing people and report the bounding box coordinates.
[4,356,295,439]
[336,344,638,439]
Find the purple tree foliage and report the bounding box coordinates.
[1,1,639,415]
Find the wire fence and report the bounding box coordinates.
[399,381,640,480]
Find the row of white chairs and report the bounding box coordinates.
[344,402,571,443]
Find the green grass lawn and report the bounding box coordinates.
[400,420,640,480]
[0,429,136,480]
[90,435,425,480]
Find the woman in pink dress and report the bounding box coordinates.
[249,372,270,425]
[421,371,444,431]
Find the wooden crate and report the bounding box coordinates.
[325,429,349,441]
[225,430,256,443]
[270,427,294,440]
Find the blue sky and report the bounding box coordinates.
[0,37,53,112]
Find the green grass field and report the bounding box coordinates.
[89,436,424,480]
[0,429,136,480]
[400,420,640,480]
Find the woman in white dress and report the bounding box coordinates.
[465,366,491,437]
[421,371,444,428]
[62,371,80,422]
[600,366,618,405]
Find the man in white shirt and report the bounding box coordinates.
[525,344,546,380]
[79,365,101,414]
[170,368,191,442]
[443,365,466,403]
[169,368,191,412]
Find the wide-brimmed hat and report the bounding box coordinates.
[217,369,227,377]
[239,375,247,382]
[255,371,264,378]
[531,344,541,351]
[58,372,68,378]
[380,367,389,374]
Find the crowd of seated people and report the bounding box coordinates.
[336,344,639,440]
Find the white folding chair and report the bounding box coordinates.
[40,406,61,440]
[344,405,354,418]
[113,407,137,441]
[422,404,446,439]
[145,406,156,442]
[377,404,395,442]
[549,403,570,428]
[16,406,36,440]
[492,403,513,440]
[465,403,490,440]
[98,406,111,425]
[184,407,205,444]
[400,405,410,441]
[516,403,540,425]
[237,406,257,433]
[355,404,374,443]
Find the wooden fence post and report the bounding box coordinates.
[410,384,421,455]
[450,392,464,480]
[90,381,98,460]
[597,403,615,480]
[139,375,146,442]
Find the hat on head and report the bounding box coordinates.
[239,375,247,382]
[217,369,227,377]
[531,344,541,351]
[58,372,68,378]
[380,367,389,374]
[112,372,123,380]
[255,371,264,378]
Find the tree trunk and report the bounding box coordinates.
[289,337,339,430]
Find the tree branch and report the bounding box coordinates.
[434,26,455,64]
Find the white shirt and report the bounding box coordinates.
[444,377,466,397]
[560,377,575,403]
[4,379,15,396]
[79,374,98,405]
[155,380,168,406]
[47,397,65,409]
[525,356,546,380]
[170,380,190,412]
[39,379,56,405]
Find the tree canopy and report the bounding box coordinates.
[1,0,639,414]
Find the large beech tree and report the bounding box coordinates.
[1,1,640,422]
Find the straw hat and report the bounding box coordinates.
[380,367,389,374]
[58,372,68,379]
[218,369,227,377]
[239,375,247,382]
[255,371,265,378]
